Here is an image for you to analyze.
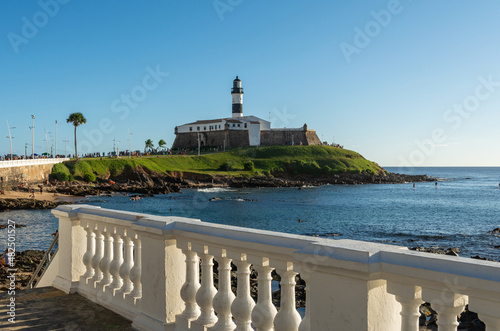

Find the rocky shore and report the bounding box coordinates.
[0,198,71,212]
[0,169,435,211]
[0,250,45,291]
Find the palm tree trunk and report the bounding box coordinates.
[74,125,78,159]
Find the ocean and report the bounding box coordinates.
[1,167,500,260]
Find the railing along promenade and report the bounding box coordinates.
[49,205,500,331]
[0,158,69,168]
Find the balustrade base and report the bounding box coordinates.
[133,312,175,331]
[190,321,215,331]
[175,315,195,331]
[53,276,79,294]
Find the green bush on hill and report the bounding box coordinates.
[83,173,96,182]
[51,163,74,182]
[243,161,255,171]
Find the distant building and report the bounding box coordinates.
[172,77,321,149]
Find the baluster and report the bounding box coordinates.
[91,229,104,284]
[82,225,95,280]
[251,260,277,331]
[274,266,301,331]
[387,282,422,331]
[98,230,114,288]
[194,249,217,328]
[469,297,500,331]
[423,289,467,331]
[180,245,201,321]
[129,236,142,298]
[211,250,236,330]
[231,254,255,331]
[117,234,134,296]
[108,232,124,293]
[298,272,310,331]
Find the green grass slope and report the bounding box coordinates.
[53,145,385,180]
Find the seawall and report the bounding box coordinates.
[0,159,69,190]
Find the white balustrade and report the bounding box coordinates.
[117,233,134,296]
[178,242,201,323]
[210,249,236,331]
[249,257,277,331]
[98,230,114,289]
[274,265,302,331]
[108,232,124,293]
[91,229,104,284]
[387,282,423,331]
[193,246,218,329]
[128,235,142,299]
[230,253,256,331]
[48,205,500,331]
[82,225,95,280]
[297,271,310,331]
[0,157,70,168]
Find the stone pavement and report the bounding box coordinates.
[0,287,135,330]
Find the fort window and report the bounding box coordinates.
[197,127,200,131]
[204,126,206,131]
[189,127,192,132]
[244,123,247,128]
[232,124,235,127]
[238,124,240,127]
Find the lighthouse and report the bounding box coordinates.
[231,76,244,118]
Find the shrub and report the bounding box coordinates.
[83,173,96,182]
[243,161,255,171]
[218,162,234,171]
[51,172,69,182]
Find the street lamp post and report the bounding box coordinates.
[128,129,133,158]
[55,120,58,158]
[116,141,120,158]
[30,115,35,159]
[44,129,51,158]
[6,120,15,160]
[63,140,69,157]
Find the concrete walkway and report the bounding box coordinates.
[0,287,135,330]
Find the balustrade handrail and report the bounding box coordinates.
[0,158,70,168]
[48,204,500,331]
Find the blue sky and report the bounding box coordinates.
[1,1,500,166]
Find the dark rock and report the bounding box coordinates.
[0,198,71,212]
[488,228,500,234]
[0,224,26,229]
[410,247,460,257]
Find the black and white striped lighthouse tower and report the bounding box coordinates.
[231,76,244,118]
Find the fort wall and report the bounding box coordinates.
[173,128,321,149]
[172,130,250,149]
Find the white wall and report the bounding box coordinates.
[248,123,261,146]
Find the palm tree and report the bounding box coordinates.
[158,139,166,151]
[66,112,87,159]
[145,139,154,153]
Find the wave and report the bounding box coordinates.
[197,187,235,193]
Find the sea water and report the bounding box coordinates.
[1,167,499,260]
